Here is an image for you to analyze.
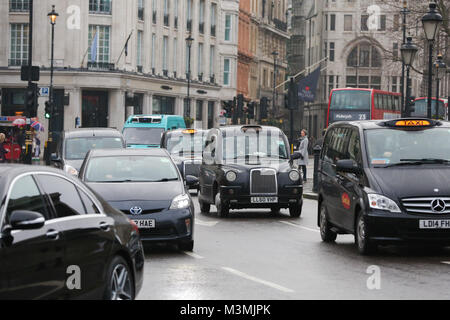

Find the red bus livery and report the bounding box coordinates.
[327,88,401,126]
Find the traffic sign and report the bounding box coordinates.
[40,87,49,97]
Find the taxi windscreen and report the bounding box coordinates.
[365,128,450,167]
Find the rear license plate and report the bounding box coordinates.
[251,197,278,204]
[133,219,155,229]
[419,220,450,229]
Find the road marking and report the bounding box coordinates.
[183,251,204,259]
[279,221,320,233]
[221,267,295,293]
[441,261,450,265]
[195,218,219,227]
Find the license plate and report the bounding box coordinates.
[133,219,155,229]
[251,197,278,204]
[419,220,450,229]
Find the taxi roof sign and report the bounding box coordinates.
[182,129,197,134]
[379,118,440,128]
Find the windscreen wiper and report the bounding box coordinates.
[381,158,450,168]
[152,178,179,182]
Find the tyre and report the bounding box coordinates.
[355,211,377,255]
[319,202,337,242]
[179,240,194,252]
[198,189,211,214]
[289,203,302,218]
[103,256,135,300]
[215,193,229,218]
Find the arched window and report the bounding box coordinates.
[346,42,382,89]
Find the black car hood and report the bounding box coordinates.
[371,166,450,199]
[86,181,184,202]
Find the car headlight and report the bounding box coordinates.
[368,194,401,213]
[64,165,78,176]
[289,170,300,182]
[170,194,191,210]
[225,171,237,182]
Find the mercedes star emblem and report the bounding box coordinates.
[431,199,446,213]
[130,206,143,215]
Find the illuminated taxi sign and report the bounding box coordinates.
[395,120,431,127]
[182,129,197,134]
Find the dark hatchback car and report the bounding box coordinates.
[161,129,207,191]
[79,148,197,251]
[318,118,450,255]
[51,128,125,176]
[198,125,303,218]
[0,165,144,299]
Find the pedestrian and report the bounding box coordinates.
[0,133,9,163]
[295,129,309,182]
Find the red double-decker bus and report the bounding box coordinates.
[327,88,402,126]
[410,97,448,120]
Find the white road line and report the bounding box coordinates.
[195,219,219,227]
[441,261,450,265]
[279,221,320,233]
[183,251,204,259]
[222,267,295,293]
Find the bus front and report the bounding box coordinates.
[411,98,447,120]
[327,89,372,126]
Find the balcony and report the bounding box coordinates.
[8,59,27,67]
[273,18,287,32]
[138,8,144,20]
[164,14,169,26]
[87,62,115,71]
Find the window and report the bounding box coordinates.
[162,36,168,74]
[329,42,335,62]
[393,42,398,60]
[173,38,177,74]
[393,14,400,31]
[347,130,361,164]
[378,15,386,31]
[330,14,336,31]
[153,96,175,114]
[225,15,232,41]
[174,0,178,28]
[196,100,203,121]
[198,43,203,78]
[392,76,398,92]
[184,98,191,118]
[163,0,169,26]
[210,45,215,78]
[152,0,157,24]
[89,0,111,14]
[344,15,352,31]
[187,0,192,30]
[138,0,144,20]
[211,3,217,36]
[37,175,86,218]
[9,0,30,12]
[223,58,230,86]
[361,15,368,31]
[151,33,156,71]
[9,23,29,66]
[137,31,143,70]
[5,175,49,224]
[88,25,111,64]
[78,189,100,214]
[199,0,205,34]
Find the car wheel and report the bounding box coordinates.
[355,212,377,255]
[179,240,194,252]
[289,203,302,218]
[319,203,337,242]
[215,193,229,218]
[104,256,135,300]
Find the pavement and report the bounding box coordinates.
[302,156,318,201]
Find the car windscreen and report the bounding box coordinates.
[123,127,165,146]
[85,155,180,183]
[222,129,289,161]
[166,132,206,155]
[365,128,450,167]
[410,99,445,119]
[330,90,371,110]
[65,137,124,160]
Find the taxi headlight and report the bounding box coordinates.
[226,171,237,182]
[64,165,78,177]
[368,194,401,213]
[170,194,191,210]
[289,170,300,182]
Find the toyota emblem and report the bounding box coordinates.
[130,206,143,215]
[431,199,446,213]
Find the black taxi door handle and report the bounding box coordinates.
[99,222,110,231]
[46,229,60,240]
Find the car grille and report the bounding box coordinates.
[121,208,165,216]
[250,168,277,195]
[401,197,450,214]
[139,227,177,237]
[184,161,201,177]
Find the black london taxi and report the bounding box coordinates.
[161,129,207,191]
[198,125,303,217]
[318,118,450,254]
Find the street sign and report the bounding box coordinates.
[40,87,49,97]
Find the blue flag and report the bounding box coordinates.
[90,32,98,63]
[298,66,321,102]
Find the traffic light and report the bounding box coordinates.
[222,100,233,118]
[44,101,52,119]
[237,94,244,118]
[287,77,298,110]
[247,102,255,119]
[260,97,269,120]
[25,83,39,118]
[406,96,415,116]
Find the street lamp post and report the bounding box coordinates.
[47,5,58,164]
[400,1,409,115]
[421,2,442,119]
[435,54,446,118]
[400,37,418,117]
[271,51,278,115]
[185,34,193,127]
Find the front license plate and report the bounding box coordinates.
[133,219,155,229]
[251,197,278,204]
[419,220,450,229]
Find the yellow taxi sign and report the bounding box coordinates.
[182,129,197,134]
[394,120,431,127]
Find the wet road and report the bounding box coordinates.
[138,196,450,300]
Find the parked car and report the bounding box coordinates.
[318,118,450,255]
[78,148,197,251]
[198,125,303,217]
[51,128,125,176]
[123,115,186,149]
[161,128,207,192]
[0,165,144,299]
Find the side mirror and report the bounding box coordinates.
[185,175,199,187]
[336,159,361,174]
[51,153,61,162]
[9,211,45,231]
[290,152,302,161]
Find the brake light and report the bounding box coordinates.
[129,219,139,234]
